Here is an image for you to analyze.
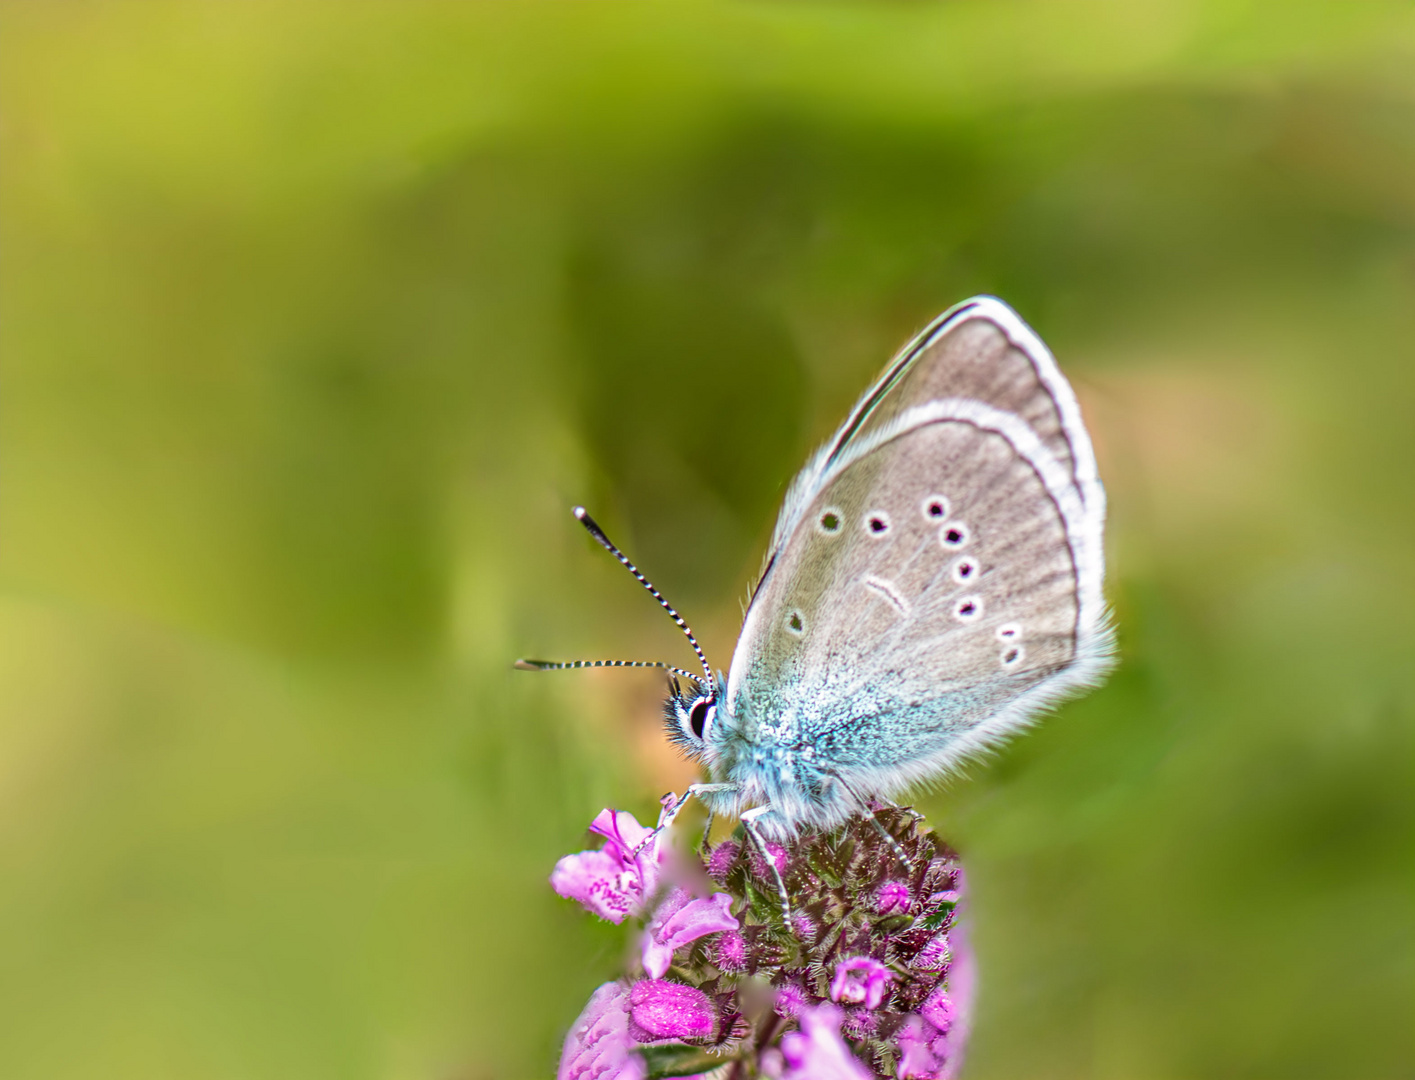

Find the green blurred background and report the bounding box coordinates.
[2,2,1412,1077]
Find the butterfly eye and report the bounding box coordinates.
[687,698,715,740]
[922,495,950,521]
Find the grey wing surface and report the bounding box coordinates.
[767,297,1104,560]
[727,300,1111,788]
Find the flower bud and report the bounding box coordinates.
[874,880,912,916]
[830,956,894,1011]
[627,979,717,1043]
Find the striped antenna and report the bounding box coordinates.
[571,507,715,688]
[514,657,707,688]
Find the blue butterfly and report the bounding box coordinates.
[522,296,1112,867]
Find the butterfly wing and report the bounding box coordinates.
[766,296,1103,564]
[725,298,1111,796]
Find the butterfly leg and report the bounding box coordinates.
[740,806,793,925]
[868,814,916,874]
[699,811,716,853]
[631,783,738,858]
[880,797,926,822]
[828,772,916,873]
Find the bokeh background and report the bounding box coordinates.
[3,2,1413,1078]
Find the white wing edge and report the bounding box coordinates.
[767,296,1104,570]
[964,297,1105,524]
[728,398,1113,718]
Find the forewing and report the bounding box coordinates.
[768,298,1102,567]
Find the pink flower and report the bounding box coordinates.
[705,841,740,880]
[875,880,912,915]
[920,985,956,1031]
[830,956,894,1010]
[773,981,809,1020]
[557,981,644,1080]
[896,1014,946,1080]
[840,1005,879,1040]
[778,1003,874,1080]
[641,889,740,978]
[896,1012,972,1080]
[713,929,748,973]
[790,911,818,942]
[911,932,950,971]
[551,808,663,924]
[627,979,717,1043]
[896,932,976,1080]
[748,840,791,880]
[551,804,973,1080]
[940,933,976,1077]
[928,865,966,909]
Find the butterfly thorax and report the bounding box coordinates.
[695,687,874,837]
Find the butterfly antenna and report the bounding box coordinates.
[514,658,707,686]
[572,506,716,690]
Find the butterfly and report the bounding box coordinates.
[521,296,1113,852]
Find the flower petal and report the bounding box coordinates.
[897,935,976,1079]
[557,981,646,1080]
[588,808,663,899]
[550,849,643,924]
[554,808,670,923]
[640,888,691,978]
[779,1003,874,1080]
[895,1014,944,1080]
[830,956,894,1011]
[920,985,956,1032]
[590,808,655,858]
[641,890,739,978]
[939,933,977,1080]
[660,893,740,952]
